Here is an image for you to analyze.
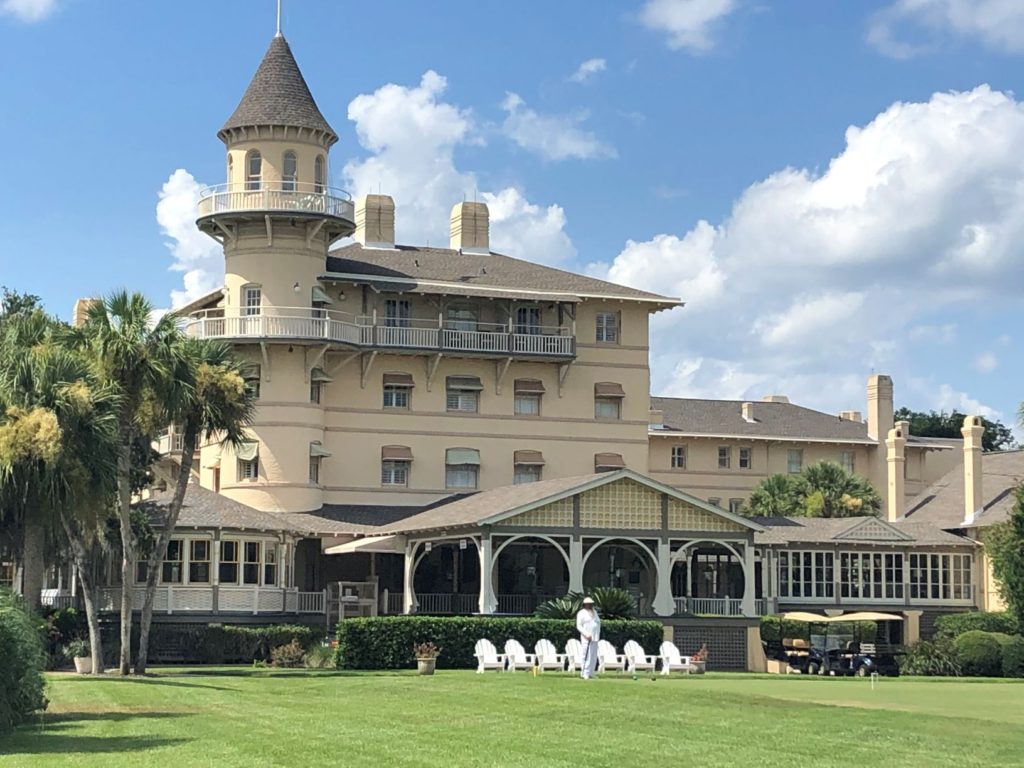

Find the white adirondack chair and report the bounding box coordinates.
[565,638,583,673]
[534,639,567,672]
[597,640,627,673]
[623,640,658,673]
[474,639,507,673]
[504,639,537,672]
[659,641,695,675]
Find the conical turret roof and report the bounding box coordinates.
[219,35,337,145]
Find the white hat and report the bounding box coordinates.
[582,596,595,605]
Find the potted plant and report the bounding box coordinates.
[65,638,91,675]
[413,642,440,676]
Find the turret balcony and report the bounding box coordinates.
[183,308,576,360]
[196,182,355,230]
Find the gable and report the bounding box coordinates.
[503,498,573,528]
[667,497,747,533]
[833,517,912,542]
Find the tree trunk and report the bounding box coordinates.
[21,515,45,611]
[59,513,104,675]
[135,422,198,675]
[116,437,135,675]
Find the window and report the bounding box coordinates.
[840,451,855,473]
[514,393,540,416]
[515,306,541,335]
[446,377,481,413]
[728,498,743,515]
[243,285,262,316]
[778,551,835,599]
[314,155,325,193]
[909,553,972,601]
[0,563,13,588]
[718,446,731,469]
[383,386,410,409]
[245,150,262,190]
[219,541,239,584]
[264,546,278,586]
[671,445,687,469]
[447,305,478,332]
[227,155,234,184]
[381,460,409,486]
[244,366,261,399]
[135,560,148,584]
[385,299,410,327]
[310,382,322,404]
[514,464,542,485]
[595,312,618,343]
[446,464,478,489]
[739,448,752,470]
[162,540,183,584]
[594,398,621,419]
[840,552,903,600]
[282,151,297,191]
[189,540,211,584]
[243,542,261,585]
[238,457,258,480]
[787,449,803,474]
[707,497,721,508]
[309,457,320,484]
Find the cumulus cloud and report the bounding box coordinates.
[1,0,58,22]
[869,0,1024,57]
[593,84,1024,417]
[500,93,616,161]
[638,0,739,53]
[157,170,222,309]
[973,352,998,373]
[344,71,576,265]
[569,58,607,83]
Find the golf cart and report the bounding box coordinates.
[772,611,904,677]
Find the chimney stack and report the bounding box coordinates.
[354,194,395,248]
[741,402,756,422]
[885,422,907,522]
[867,374,894,441]
[839,410,862,422]
[961,415,984,525]
[648,408,663,428]
[450,202,489,254]
[761,394,789,404]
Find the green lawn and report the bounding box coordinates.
[3,669,1023,767]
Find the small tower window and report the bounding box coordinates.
[283,151,297,192]
[227,155,234,186]
[314,155,325,193]
[246,151,262,191]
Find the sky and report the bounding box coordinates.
[0,0,1022,436]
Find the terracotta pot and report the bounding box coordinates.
[73,656,92,675]
[416,658,437,676]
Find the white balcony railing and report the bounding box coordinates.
[197,182,354,222]
[674,596,755,616]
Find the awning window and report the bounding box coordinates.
[310,442,332,458]
[594,452,625,470]
[594,382,626,398]
[446,447,481,465]
[381,445,413,461]
[311,367,333,383]
[311,285,333,305]
[446,375,483,391]
[236,442,259,462]
[513,450,545,466]
[513,378,546,395]
[383,372,415,388]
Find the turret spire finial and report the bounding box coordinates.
[275,0,283,37]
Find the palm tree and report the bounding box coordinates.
[744,474,801,517]
[799,461,880,518]
[134,338,255,674]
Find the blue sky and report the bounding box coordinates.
[0,0,1021,434]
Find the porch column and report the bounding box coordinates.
[478,534,497,614]
[651,540,675,617]
[568,536,584,593]
[402,543,416,614]
[741,542,756,617]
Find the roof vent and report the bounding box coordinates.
[741,402,756,423]
[355,194,395,248]
[761,394,789,404]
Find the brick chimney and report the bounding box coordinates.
[867,374,894,441]
[449,202,489,254]
[741,402,756,422]
[961,415,984,525]
[885,422,907,522]
[354,194,396,248]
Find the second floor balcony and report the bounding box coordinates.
[183,307,576,360]
[196,182,355,228]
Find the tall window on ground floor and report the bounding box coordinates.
[787,449,803,474]
[778,551,835,599]
[909,553,972,600]
[243,542,261,585]
[161,540,184,584]
[264,546,278,587]
[840,450,855,474]
[220,541,239,585]
[840,552,903,600]
[189,540,211,584]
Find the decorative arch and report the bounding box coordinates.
[314,155,325,193]
[282,150,298,191]
[581,536,658,570]
[493,534,570,570]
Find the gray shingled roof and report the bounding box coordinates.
[652,397,875,443]
[324,244,679,304]
[904,450,1024,531]
[753,516,973,547]
[138,481,316,535]
[220,35,337,144]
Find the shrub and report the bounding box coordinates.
[304,644,335,669]
[535,588,637,620]
[1001,635,1024,678]
[898,638,961,676]
[335,616,664,670]
[270,639,306,668]
[935,612,1019,639]
[0,589,47,732]
[99,623,322,665]
[42,607,86,669]
[64,638,90,659]
[954,631,1005,677]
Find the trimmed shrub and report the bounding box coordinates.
[0,589,47,732]
[335,616,664,670]
[935,611,1019,639]
[898,638,961,677]
[954,630,1005,677]
[1001,635,1024,678]
[270,639,306,668]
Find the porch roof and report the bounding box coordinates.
[752,515,974,547]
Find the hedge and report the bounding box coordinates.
[0,589,46,732]
[935,612,1019,639]
[335,616,664,670]
[1001,635,1024,678]
[100,623,322,665]
[953,630,1007,677]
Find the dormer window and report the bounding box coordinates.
[314,155,325,193]
[246,151,262,191]
[282,151,297,191]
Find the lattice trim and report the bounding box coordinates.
[504,497,573,527]
[578,479,661,530]
[666,497,745,533]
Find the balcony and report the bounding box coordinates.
[196,182,354,227]
[183,308,576,360]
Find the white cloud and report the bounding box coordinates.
[568,58,607,83]
[594,84,1024,417]
[1,0,58,22]
[500,92,616,161]
[344,72,576,265]
[638,0,739,53]
[973,351,998,373]
[156,169,222,309]
[869,0,1024,57]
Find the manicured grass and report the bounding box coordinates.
[3,669,1023,767]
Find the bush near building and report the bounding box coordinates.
[335,616,664,670]
[1001,635,1024,678]
[898,638,962,677]
[953,631,1009,677]
[934,612,1019,639]
[0,589,47,732]
[98,623,321,665]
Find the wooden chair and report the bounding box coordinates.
[623,640,658,673]
[659,641,696,675]
[534,639,568,672]
[504,639,537,672]
[597,640,627,673]
[564,638,583,673]
[474,639,507,673]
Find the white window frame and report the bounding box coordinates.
[219,541,240,585]
[264,545,278,587]
[238,458,258,481]
[718,446,731,469]
[446,390,478,413]
[161,539,184,585]
[595,311,619,343]
[778,551,835,599]
[594,397,621,420]
[282,150,298,191]
[445,464,479,490]
[839,551,904,601]
[309,457,320,485]
[242,542,261,586]
[384,299,410,328]
[245,150,262,190]
[909,553,972,601]
[188,540,211,585]
[840,450,855,473]
[514,393,541,416]
[381,460,409,487]
[446,304,479,332]
[314,155,325,194]
[739,447,752,470]
[513,464,542,485]
[383,386,410,410]
[670,445,687,469]
[243,285,262,317]
[728,498,743,515]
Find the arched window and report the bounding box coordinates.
[227,155,234,186]
[282,151,297,191]
[314,155,325,194]
[245,150,262,191]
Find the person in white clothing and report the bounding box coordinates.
[576,596,601,679]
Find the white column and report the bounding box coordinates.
[742,543,756,617]
[568,536,584,593]
[403,543,416,614]
[478,535,497,614]
[652,540,676,617]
